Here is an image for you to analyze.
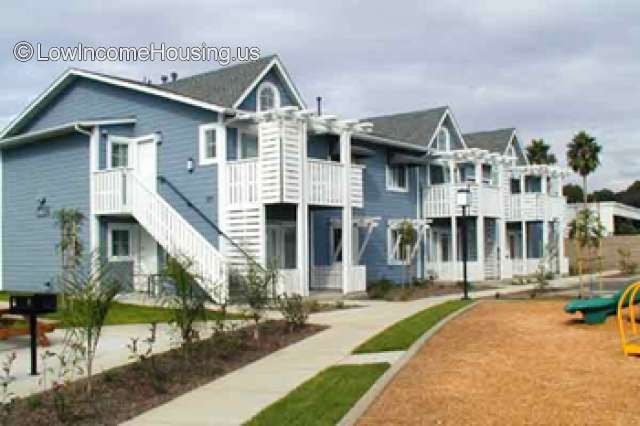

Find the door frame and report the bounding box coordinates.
[107,134,158,190]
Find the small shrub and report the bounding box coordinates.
[277,294,309,331]
[304,299,322,313]
[618,248,638,275]
[0,352,16,422]
[240,263,277,340]
[367,279,393,299]
[334,299,345,309]
[127,322,166,393]
[26,395,42,411]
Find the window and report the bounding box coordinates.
[108,224,134,261]
[525,176,542,193]
[511,178,521,194]
[429,164,447,185]
[435,127,449,151]
[199,124,224,165]
[386,164,409,192]
[387,224,411,265]
[526,221,543,259]
[257,82,280,112]
[458,163,475,183]
[239,132,259,159]
[330,224,359,264]
[266,223,296,269]
[109,140,129,168]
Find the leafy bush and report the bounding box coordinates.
[618,248,638,275]
[367,279,393,299]
[161,256,208,346]
[277,294,309,331]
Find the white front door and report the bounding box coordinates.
[133,137,157,191]
[134,226,158,291]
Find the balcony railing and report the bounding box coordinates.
[423,183,500,218]
[506,193,566,221]
[225,158,364,208]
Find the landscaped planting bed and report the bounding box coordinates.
[2,321,326,425]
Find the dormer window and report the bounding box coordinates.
[257,82,280,111]
[435,127,449,151]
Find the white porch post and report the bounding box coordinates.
[522,221,528,273]
[89,127,100,260]
[297,119,309,296]
[475,160,484,280]
[498,162,507,279]
[340,129,353,294]
[449,160,457,280]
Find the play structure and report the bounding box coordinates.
[617,282,640,356]
[565,283,640,325]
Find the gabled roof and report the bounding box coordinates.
[463,128,516,154]
[163,55,305,109]
[363,106,450,148]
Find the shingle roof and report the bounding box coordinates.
[363,107,448,148]
[463,128,515,153]
[162,55,277,107]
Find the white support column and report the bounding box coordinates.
[297,119,309,296]
[522,221,528,274]
[497,163,507,279]
[449,160,457,280]
[416,167,423,279]
[475,161,484,280]
[89,127,100,261]
[0,149,3,290]
[340,129,353,294]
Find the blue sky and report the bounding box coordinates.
[1,0,639,190]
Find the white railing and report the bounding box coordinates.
[227,159,259,206]
[427,261,484,281]
[306,159,344,206]
[310,264,366,293]
[506,193,566,221]
[92,169,229,303]
[423,183,499,218]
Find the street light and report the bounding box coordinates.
[457,187,471,300]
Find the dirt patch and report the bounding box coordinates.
[358,300,640,425]
[4,321,325,425]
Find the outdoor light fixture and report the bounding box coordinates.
[186,157,194,173]
[457,186,471,300]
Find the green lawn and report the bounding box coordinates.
[0,292,238,326]
[245,363,389,426]
[353,299,473,353]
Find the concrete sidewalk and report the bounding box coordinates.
[126,280,570,426]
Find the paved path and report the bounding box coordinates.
[126,280,574,426]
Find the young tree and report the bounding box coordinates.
[398,220,417,288]
[567,131,601,205]
[161,256,208,346]
[53,208,85,271]
[58,254,122,395]
[240,262,278,340]
[526,138,557,165]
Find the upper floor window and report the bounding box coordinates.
[109,139,130,168]
[257,82,280,111]
[239,132,259,159]
[510,178,521,194]
[435,127,449,151]
[386,164,409,192]
[525,175,542,193]
[199,123,225,165]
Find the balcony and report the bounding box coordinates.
[226,158,364,208]
[423,183,501,218]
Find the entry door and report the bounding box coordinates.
[133,137,157,191]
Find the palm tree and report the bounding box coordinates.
[567,131,601,205]
[526,138,557,165]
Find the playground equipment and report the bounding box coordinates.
[617,282,640,356]
[565,288,625,324]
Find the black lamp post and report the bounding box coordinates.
[457,187,471,300]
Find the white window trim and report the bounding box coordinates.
[199,123,225,166]
[257,81,281,112]
[329,222,359,265]
[387,221,410,266]
[386,164,409,193]
[107,223,136,262]
[107,136,132,169]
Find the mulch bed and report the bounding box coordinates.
[375,283,498,302]
[3,321,326,425]
[358,300,640,425]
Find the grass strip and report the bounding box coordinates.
[353,299,472,353]
[245,363,389,426]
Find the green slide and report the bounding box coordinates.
[564,287,639,325]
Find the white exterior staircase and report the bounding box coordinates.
[93,169,229,303]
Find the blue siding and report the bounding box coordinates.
[2,133,89,292]
[312,140,421,284]
[237,68,298,111]
[18,78,221,248]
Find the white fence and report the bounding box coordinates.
[228,159,259,205]
[506,193,566,221]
